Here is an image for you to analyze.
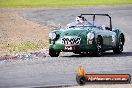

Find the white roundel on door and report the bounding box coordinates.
[112,33,116,43]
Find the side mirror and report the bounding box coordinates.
[58,24,61,29]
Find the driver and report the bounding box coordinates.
[67,16,94,28]
[67,16,82,28]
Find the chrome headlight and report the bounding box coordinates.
[87,32,95,40]
[49,33,56,40]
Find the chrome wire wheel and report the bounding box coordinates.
[118,36,123,52]
[113,35,124,54]
[96,37,103,56]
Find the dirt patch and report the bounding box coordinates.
[0,9,51,56]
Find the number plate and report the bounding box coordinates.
[64,45,76,51]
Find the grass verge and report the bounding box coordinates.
[0,0,132,8]
[2,41,47,55]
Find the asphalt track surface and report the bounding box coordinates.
[0,6,132,88]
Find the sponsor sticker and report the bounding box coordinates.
[64,45,76,51]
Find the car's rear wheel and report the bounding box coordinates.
[92,37,103,57]
[113,35,124,54]
[49,50,60,57]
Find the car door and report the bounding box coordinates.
[101,30,111,46]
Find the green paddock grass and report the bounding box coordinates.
[0,0,132,8]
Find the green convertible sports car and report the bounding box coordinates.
[48,14,125,57]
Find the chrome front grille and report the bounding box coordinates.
[61,36,81,45]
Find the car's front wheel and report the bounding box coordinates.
[95,37,103,57]
[49,50,60,57]
[92,37,103,57]
[113,35,124,54]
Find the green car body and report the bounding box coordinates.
[49,14,125,57]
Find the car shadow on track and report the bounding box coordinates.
[61,52,132,57]
[103,51,132,57]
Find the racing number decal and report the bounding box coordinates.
[112,33,116,43]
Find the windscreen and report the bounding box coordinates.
[82,15,110,28]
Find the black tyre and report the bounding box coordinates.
[49,50,60,57]
[93,37,103,57]
[113,35,124,54]
[76,75,86,85]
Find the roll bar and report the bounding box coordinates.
[80,14,112,31]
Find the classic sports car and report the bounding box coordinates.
[49,14,125,57]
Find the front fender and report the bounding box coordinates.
[112,28,125,45]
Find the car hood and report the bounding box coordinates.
[60,27,95,38]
